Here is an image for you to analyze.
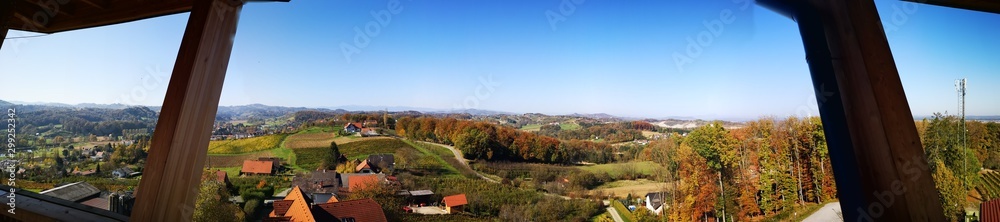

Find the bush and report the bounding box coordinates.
[243,198,262,218]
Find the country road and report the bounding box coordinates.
[416,140,571,200]
[416,141,498,183]
[802,202,842,222]
[606,207,626,222]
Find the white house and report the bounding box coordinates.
[645,192,666,215]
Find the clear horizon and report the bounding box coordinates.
[2,1,999,120]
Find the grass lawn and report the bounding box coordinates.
[207,134,287,154]
[339,138,411,160]
[591,179,673,198]
[578,161,661,178]
[520,124,542,131]
[560,122,582,130]
[402,140,467,178]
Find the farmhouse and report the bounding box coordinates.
[267,186,386,222]
[360,128,379,137]
[443,194,468,214]
[292,170,340,194]
[356,154,395,174]
[644,192,667,215]
[344,123,363,133]
[241,160,274,176]
[112,167,141,178]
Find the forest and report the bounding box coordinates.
[395,116,619,164]
[399,114,1000,221]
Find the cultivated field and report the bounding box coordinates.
[284,132,337,149]
[206,151,275,168]
[207,134,286,154]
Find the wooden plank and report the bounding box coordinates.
[7,0,193,33]
[130,0,243,221]
[1,0,10,50]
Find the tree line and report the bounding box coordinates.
[396,117,617,164]
[639,117,837,221]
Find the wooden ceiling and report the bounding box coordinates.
[7,0,195,34]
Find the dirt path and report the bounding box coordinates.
[415,141,498,183]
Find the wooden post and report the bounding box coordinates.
[759,0,945,221]
[131,0,243,221]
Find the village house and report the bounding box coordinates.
[644,192,667,215]
[266,186,386,222]
[362,120,378,127]
[443,194,468,214]
[360,128,379,137]
[355,154,395,174]
[344,123,363,133]
[241,160,275,176]
[111,167,141,178]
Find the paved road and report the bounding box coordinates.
[802,202,843,222]
[606,207,625,222]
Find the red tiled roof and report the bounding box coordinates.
[271,200,294,217]
[348,174,380,192]
[345,122,362,129]
[443,194,467,207]
[984,198,1000,222]
[241,160,273,175]
[215,170,229,183]
[314,199,387,222]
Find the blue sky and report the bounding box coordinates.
[1,0,998,120]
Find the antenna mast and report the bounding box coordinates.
[956,78,967,186]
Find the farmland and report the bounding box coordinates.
[206,151,275,168]
[284,130,337,149]
[207,134,286,154]
[339,138,412,160]
[578,161,661,178]
[979,171,1000,200]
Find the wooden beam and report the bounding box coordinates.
[77,0,108,10]
[759,0,945,221]
[7,0,194,33]
[130,0,243,221]
[1,0,11,50]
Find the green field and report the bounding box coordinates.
[207,134,287,154]
[291,147,328,171]
[339,138,412,160]
[521,124,543,131]
[578,161,661,178]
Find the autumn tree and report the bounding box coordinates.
[194,171,245,222]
